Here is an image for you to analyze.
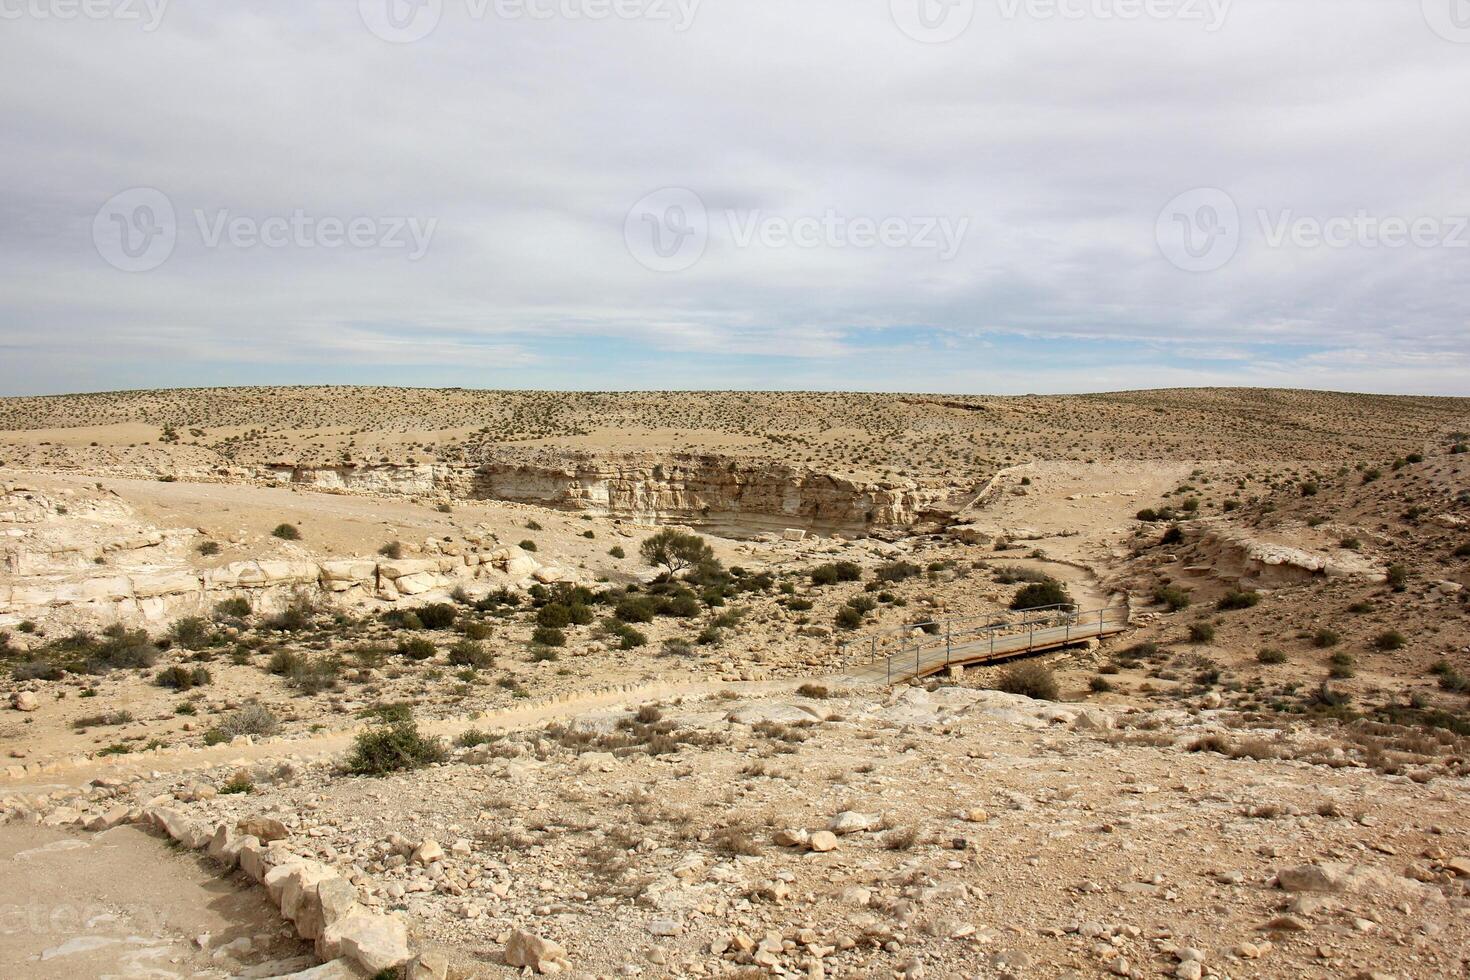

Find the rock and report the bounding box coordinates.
[648,918,682,937]
[1446,856,1470,878]
[1259,915,1310,932]
[828,811,880,835]
[238,816,289,842]
[405,951,451,979]
[1175,962,1202,980]
[773,828,810,848]
[413,839,444,865]
[298,877,360,941]
[505,929,571,974]
[1276,864,1346,893]
[321,912,411,974]
[809,830,839,852]
[10,692,38,712]
[266,959,361,979]
[84,805,132,832]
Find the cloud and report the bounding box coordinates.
[0,0,1467,395]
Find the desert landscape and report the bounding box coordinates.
[0,386,1467,979]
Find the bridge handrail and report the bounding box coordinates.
[839,602,1129,675]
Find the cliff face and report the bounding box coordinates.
[264,454,962,538]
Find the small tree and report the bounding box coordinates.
[640,529,713,575]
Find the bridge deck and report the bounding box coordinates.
[843,605,1129,685]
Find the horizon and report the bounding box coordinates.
[3,2,1469,396]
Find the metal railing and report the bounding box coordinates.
[839,601,1130,684]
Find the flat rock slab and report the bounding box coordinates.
[0,822,312,979]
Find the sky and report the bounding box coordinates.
[2,0,1468,397]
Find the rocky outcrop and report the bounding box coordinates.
[258,452,964,539]
[1188,525,1386,588]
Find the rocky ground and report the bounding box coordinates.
[0,387,1468,978]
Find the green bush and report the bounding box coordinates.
[1256,648,1287,665]
[271,523,301,541]
[1011,579,1070,610]
[215,597,252,619]
[536,604,572,629]
[531,626,566,647]
[417,604,458,630]
[197,540,221,556]
[1153,586,1191,611]
[397,637,437,660]
[608,545,626,559]
[378,541,404,559]
[519,540,537,552]
[156,665,211,690]
[170,616,213,650]
[1217,590,1260,611]
[1385,564,1408,592]
[1373,630,1406,651]
[447,640,492,669]
[614,596,656,624]
[1188,622,1215,643]
[346,714,446,776]
[1313,628,1341,648]
[993,662,1058,700]
[874,561,921,584]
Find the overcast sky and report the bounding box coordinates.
[2,0,1468,397]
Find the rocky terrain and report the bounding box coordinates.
[0,387,1468,979]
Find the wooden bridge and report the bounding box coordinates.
[840,602,1130,685]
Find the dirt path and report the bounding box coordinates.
[0,823,312,979]
[3,676,822,794]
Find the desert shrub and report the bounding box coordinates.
[71,710,133,729]
[155,665,212,690]
[1300,481,1319,496]
[346,713,446,776]
[456,728,495,747]
[1217,590,1260,611]
[531,626,566,647]
[796,683,832,699]
[448,640,492,668]
[215,597,252,619]
[1011,579,1070,610]
[1439,670,1469,694]
[271,523,301,541]
[264,595,318,632]
[268,649,304,675]
[1328,652,1356,679]
[383,609,424,630]
[81,626,159,674]
[1256,648,1287,664]
[397,637,437,660]
[207,704,280,743]
[1161,525,1184,545]
[220,774,253,795]
[608,545,626,559]
[639,529,713,574]
[197,540,221,556]
[846,595,878,614]
[661,593,701,618]
[11,659,58,682]
[287,657,340,694]
[1089,676,1114,693]
[993,662,1059,701]
[614,596,656,624]
[536,603,572,629]
[1385,564,1408,592]
[1153,586,1191,611]
[874,561,921,584]
[170,616,213,650]
[1136,509,1160,522]
[662,638,694,657]
[518,539,537,552]
[1313,628,1341,648]
[1187,622,1216,643]
[1373,630,1406,651]
[417,604,458,630]
[835,606,865,630]
[613,625,647,649]
[378,541,404,559]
